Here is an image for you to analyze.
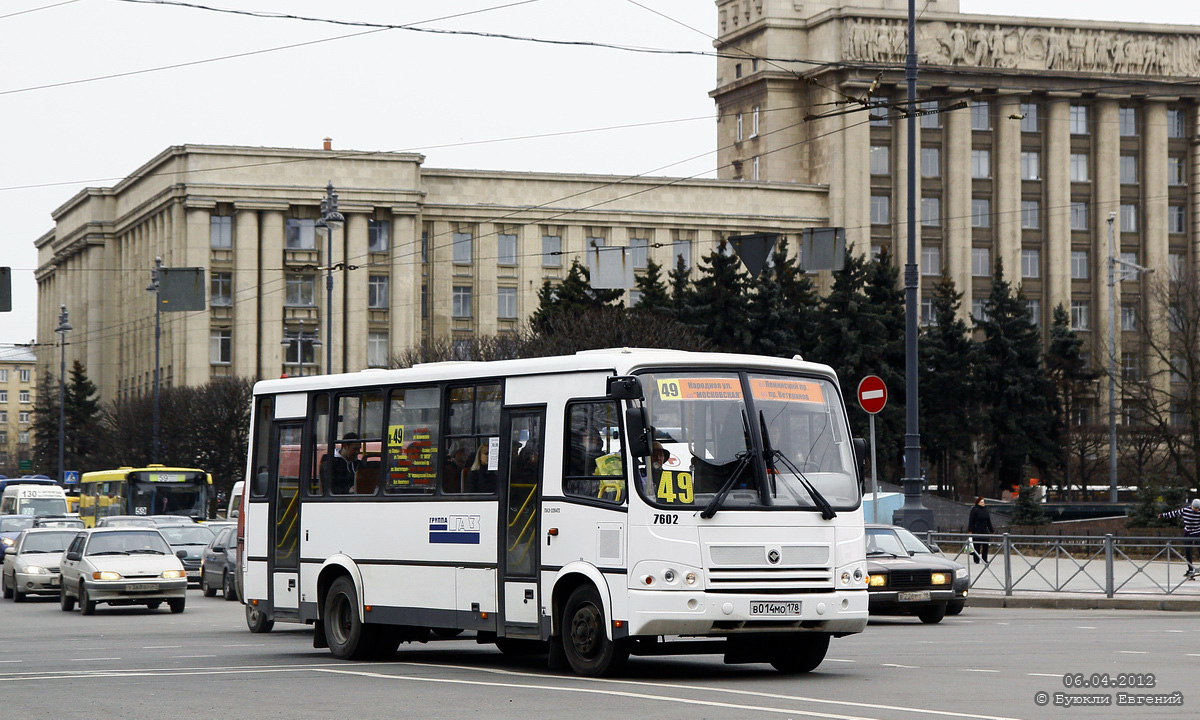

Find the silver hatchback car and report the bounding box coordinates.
[2,528,77,601]
[58,528,188,615]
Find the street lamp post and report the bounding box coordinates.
[1105,211,1152,503]
[146,257,163,462]
[317,182,344,375]
[55,305,72,484]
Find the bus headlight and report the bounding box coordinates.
[684,572,697,586]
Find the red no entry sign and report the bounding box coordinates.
[857,375,887,415]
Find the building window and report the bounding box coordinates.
[18,390,30,404]
[1069,153,1089,182]
[972,247,991,277]
[367,331,388,368]
[285,274,316,306]
[920,147,940,178]
[870,145,890,175]
[1120,204,1139,233]
[0,411,5,422]
[920,296,936,326]
[1021,200,1040,229]
[1071,300,1090,330]
[674,234,692,269]
[18,411,30,424]
[421,285,428,318]
[972,298,988,322]
[285,218,317,250]
[1172,354,1187,384]
[210,216,232,249]
[1027,299,1041,327]
[1070,202,1089,231]
[870,195,890,225]
[1169,156,1187,186]
[497,233,518,265]
[751,106,760,137]
[921,197,941,227]
[17,432,28,445]
[1168,108,1186,138]
[1071,250,1090,279]
[1022,248,1041,279]
[0,369,6,382]
[752,156,760,181]
[921,245,942,276]
[368,275,389,309]
[1118,107,1137,136]
[1122,352,1141,381]
[1169,205,1186,234]
[498,287,518,319]
[1020,151,1040,180]
[971,101,990,130]
[210,329,231,365]
[452,286,473,318]
[971,149,991,179]
[1020,102,1039,133]
[452,231,473,264]
[971,198,991,228]
[630,236,649,269]
[210,272,232,307]
[1069,104,1089,135]
[420,228,429,263]
[1120,155,1138,185]
[284,332,317,365]
[18,369,28,383]
[368,220,390,252]
[1121,304,1138,332]
[736,112,743,141]
[1169,252,1186,281]
[920,100,940,128]
[542,234,562,267]
[0,390,6,402]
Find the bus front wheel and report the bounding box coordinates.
[769,633,830,674]
[560,585,628,677]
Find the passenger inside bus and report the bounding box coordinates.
[321,433,362,494]
[443,440,472,493]
[464,443,496,493]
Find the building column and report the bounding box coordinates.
[1044,98,1072,317]
[390,209,420,357]
[1095,99,1121,410]
[259,209,285,377]
[343,213,370,372]
[1143,101,1171,393]
[841,113,871,258]
[184,205,212,387]
[995,94,1023,283]
[944,99,972,321]
[232,206,261,380]
[476,223,500,337]
[429,220,454,339]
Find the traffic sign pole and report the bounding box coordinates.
[857,376,888,525]
[869,414,878,524]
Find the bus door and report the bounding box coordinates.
[270,421,304,613]
[498,407,545,636]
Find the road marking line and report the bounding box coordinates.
[1188,654,1200,657]
[1028,673,1059,678]
[1075,626,1096,629]
[220,644,266,647]
[0,661,22,664]
[68,658,121,662]
[881,663,920,669]
[142,645,183,649]
[173,655,216,659]
[1165,630,1184,633]
[1119,651,1148,654]
[825,659,855,663]
[960,669,999,673]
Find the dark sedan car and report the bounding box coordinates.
[200,525,238,600]
[156,523,215,586]
[890,524,969,615]
[865,524,969,624]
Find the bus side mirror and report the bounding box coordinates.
[624,406,651,459]
[852,438,868,487]
[607,376,644,401]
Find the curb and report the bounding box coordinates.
[967,594,1200,612]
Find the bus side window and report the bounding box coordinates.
[563,401,624,504]
[251,396,274,498]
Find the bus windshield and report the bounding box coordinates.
[128,472,209,517]
[639,371,859,512]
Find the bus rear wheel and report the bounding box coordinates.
[324,576,399,660]
[246,603,274,633]
[561,585,628,677]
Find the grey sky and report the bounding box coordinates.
[3,0,1197,348]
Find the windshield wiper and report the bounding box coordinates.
[699,451,752,519]
[760,411,837,520]
[88,551,129,556]
[127,549,167,554]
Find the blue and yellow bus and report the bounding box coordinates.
[78,466,213,527]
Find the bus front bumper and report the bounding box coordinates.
[625,588,869,637]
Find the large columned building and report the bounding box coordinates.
[713,0,1199,420]
[34,145,826,402]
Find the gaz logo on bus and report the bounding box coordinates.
[429,515,482,544]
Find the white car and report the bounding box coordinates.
[2,528,77,602]
[58,528,188,615]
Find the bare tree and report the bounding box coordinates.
[1119,270,1200,491]
[389,335,524,368]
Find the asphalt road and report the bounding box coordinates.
[1,591,1195,720]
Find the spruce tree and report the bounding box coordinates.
[530,258,623,333]
[679,240,752,352]
[919,274,977,497]
[65,360,101,469]
[632,258,673,315]
[746,237,819,358]
[668,253,694,318]
[974,261,1063,495]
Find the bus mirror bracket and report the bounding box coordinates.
[624,406,651,459]
[607,376,644,401]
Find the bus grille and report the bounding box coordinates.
[705,567,834,594]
